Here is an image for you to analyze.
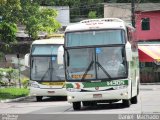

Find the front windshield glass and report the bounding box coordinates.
[30,45,65,81]
[32,45,59,55]
[66,30,125,47]
[65,46,127,81]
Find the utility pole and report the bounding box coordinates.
[17,54,21,88]
[131,0,135,28]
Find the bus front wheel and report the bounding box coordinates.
[73,102,81,110]
[122,99,131,107]
[131,96,138,104]
[36,96,43,102]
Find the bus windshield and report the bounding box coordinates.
[66,30,125,47]
[65,46,127,81]
[30,45,65,81]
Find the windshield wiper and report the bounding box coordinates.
[41,68,50,81]
[41,60,52,81]
[81,61,94,81]
[96,61,111,79]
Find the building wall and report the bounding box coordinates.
[135,11,160,41]
[42,6,70,26]
[104,4,131,23]
[54,6,70,26]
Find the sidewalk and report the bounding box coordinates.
[0,96,32,103]
[140,83,160,91]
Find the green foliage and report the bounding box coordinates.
[0,80,7,86]
[25,16,41,39]
[40,8,61,33]
[0,67,18,84]
[0,1,19,52]
[0,0,7,5]
[0,0,21,23]
[0,0,61,40]
[0,22,17,48]
[0,52,5,61]
[33,0,55,6]
[20,1,61,39]
[21,77,29,88]
[0,88,29,100]
[88,11,97,19]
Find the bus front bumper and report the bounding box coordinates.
[67,88,131,103]
[30,87,67,97]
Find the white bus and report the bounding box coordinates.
[64,18,139,110]
[25,35,66,101]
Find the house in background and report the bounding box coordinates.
[135,4,160,41]
[44,6,70,27]
[104,3,160,83]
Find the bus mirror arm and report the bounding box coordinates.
[24,53,30,67]
[57,45,64,65]
[125,42,132,61]
[67,53,70,66]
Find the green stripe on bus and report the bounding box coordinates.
[66,84,74,88]
[66,80,128,88]
[83,80,128,88]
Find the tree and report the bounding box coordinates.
[0,67,18,86]
[20,0,61,39]
[33,0,55,6]
[0,0,20,53]
[40,7,61,33]
[0,22,17,49]
[0,0,21,23]
[0,0,7,5]
[88,11,97,19]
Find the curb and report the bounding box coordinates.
[0,96,32,103]
[140,83,160,85]
[140,83,160,91]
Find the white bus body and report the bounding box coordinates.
[64,18,139,110]
[25,36,66,101]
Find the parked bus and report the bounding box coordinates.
[64,18,139,110]
[25,34,66,101]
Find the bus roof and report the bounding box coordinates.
[32,38,64,45]
[65,18,134,32]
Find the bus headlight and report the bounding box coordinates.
[30,82,40,88]
[67,96,74,100]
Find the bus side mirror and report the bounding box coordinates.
[125,42,132,61]
[57,45,64,64]
[24,53,30,67]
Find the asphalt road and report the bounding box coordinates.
[0,85,160,114]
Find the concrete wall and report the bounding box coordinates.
[44,6,70,26]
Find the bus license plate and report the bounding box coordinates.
[93,94,102,98]
[48,91,55,94]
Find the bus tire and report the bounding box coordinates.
[137,83,139,95]
[82,101,88,106]
[131,83,139,104]
[122,99,131,107]
[82,101,97,106]
[36,96,43,102]
[73,102,81,110]
[131,96,138,104]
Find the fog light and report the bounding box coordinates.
[124,92,128,96]
[68,96,74,100]
[120,92,128,96]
